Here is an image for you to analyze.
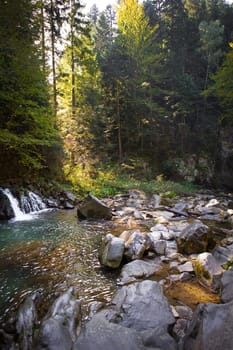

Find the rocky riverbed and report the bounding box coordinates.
[1,189,233,349]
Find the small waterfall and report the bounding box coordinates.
[1,188,25,220]
[21,191,46,213]
[1,188,47,220]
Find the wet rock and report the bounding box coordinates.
[0,190,14,220]
[118,259,161,284]
[36,287,81,349]
[176,220,210,254]
[16,293,38,350]
[100,234,125,268]
[77,194,112,220]
[120,229,148,260]
[221,268,233,303]
[0,329,15,350]
[112,280,175,331]
[194,252,223,290]
[183,301,233,350]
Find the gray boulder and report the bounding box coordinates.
[221,268,233,303]
[100,234,125,268]
[74,314,178,350]
[77,194,112,220]
[0,190,14,220]
[36,287,81,349]
[118,259,161,284]
[183,301,233,350]
[176,220,210,254]
[112,280,175,331]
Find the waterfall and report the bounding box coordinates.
[1,188,25,220]
[21,191,46,213]
[1,188,47,220]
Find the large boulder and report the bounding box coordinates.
[74,314,177,350]
[100,234,125,268]
[36,287,81,349]
[77,194,112,220]
[183,301,233,350]
[0,190,14,220]
[176,220,210,254]
[112,280,175,331]
[73,315,146,350]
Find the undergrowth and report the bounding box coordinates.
[65,163,200,198]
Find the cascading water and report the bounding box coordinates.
[1,188,47,220]
[1,188,25,220]
[21,191,46,213]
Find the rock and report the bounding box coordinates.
[74,314,178,350]
[64,191,76,202]
[221,268,233,303]
[150,223,175,240]
[153,240,167,255]
[100,234,125,268]
[16,293,38,350]
[118,259,161,284]
[176,220,210,254]
[63,202,74,209]
[194,252,223,290]
[183,301,233,350]
[0,190,14,220]
[77,194,112,220]
[36,318,73,350]
[173,318,189,340]
[112,280,175,331]
[36,287,81,349]
[149,194,161,208]
[175,305,193,320]
[178,261,194,273]
[121,229,148,260]
[212,243,233,265]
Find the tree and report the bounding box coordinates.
[207,43,233,124]
[199,20,224,89]
[0,0,61,179]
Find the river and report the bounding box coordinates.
[0,209,117,323]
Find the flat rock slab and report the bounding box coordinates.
[112,280,175,331]
[118,259,161,284]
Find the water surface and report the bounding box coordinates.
[0,209,117,322]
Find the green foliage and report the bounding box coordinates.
[67,161,199,198]
[0,0,61,180]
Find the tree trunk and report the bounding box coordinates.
[50,0,57,118]
[116,81,122,161]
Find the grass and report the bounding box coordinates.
[65,163,200,198]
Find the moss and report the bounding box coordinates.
[193,260,211,280]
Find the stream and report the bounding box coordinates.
[0,209,117,323]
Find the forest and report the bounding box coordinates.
[0,0,233,191]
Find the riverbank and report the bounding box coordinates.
[0,188,233,349]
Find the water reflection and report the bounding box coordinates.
[0,209,117,322]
